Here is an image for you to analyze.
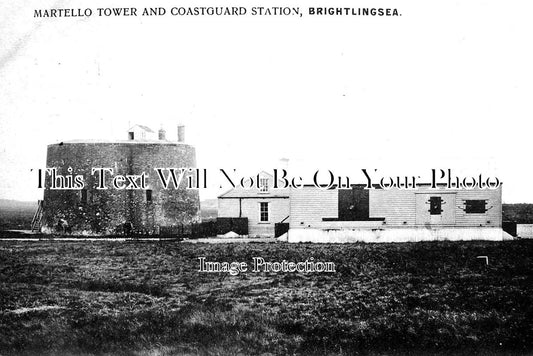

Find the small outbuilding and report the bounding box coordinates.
[517,224,533,238]
[127,125,157,141]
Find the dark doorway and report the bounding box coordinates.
[338,185,370,221]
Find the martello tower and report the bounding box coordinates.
[41,125,200,235]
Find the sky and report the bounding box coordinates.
[0,0,532,202]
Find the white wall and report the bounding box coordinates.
[517,224,533,238]
[288,227,511,243]
[289,187,337,228]
[218,197,289,237]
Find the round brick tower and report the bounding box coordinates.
[41,126,200,235]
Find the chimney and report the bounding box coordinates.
[158,128,166,140]
[177,125,185,143]
[279,158,289,170]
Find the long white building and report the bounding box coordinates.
[288,184,512,242]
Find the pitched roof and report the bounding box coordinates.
[129,125,155,133]
[218,171,290,198]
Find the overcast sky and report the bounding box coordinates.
[0,0,532,202]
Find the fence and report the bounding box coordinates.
[159,220,217,239]
[275,223,289,238]
[216,217,248,236]
[118,218,248,239]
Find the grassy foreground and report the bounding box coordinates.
[0,239,531,355]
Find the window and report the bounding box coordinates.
[128,132,134,140]
[260,202,269,222]
[146,189,152,202]
[465,200,486,213]
[259,178,269,193]
[429,196,442,215]
[80,189,88,204]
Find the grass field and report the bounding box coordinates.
[0,239,531,355]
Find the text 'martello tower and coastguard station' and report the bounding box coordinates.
[41,124,200,235]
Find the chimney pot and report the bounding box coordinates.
[158,128,166,140]
[177,125,185,143]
